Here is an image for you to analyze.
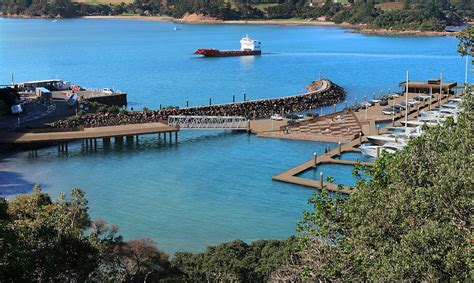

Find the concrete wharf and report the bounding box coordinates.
[271,90,463,193]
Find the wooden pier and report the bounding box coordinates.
[272,89,463,193]
[0,122,179,153]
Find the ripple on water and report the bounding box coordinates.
[1,132,335,254]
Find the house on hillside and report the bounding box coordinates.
[308,0,349,6]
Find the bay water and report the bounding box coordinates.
[0,18,465,254]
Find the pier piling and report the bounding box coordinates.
[320,172,324,189]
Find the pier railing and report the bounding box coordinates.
[168,115,248,130]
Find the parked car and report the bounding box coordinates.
[389,93,400,99]
[415,94,433,101]
[371,98,381,104]
[271,114,283,121]
[306,112,319,118]
[379,100,389,106]
[407,98,420,107]
[102,88,114,95]
[287,119,300,125]
[382,107,397,115]
[394,104,406,110]
[286,113,299,120]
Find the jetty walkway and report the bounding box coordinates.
[0,122,179,152]
[272,90,463,193]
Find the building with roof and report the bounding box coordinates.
[17,79,71,92]
[399,79,457,94]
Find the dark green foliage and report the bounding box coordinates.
[107,105,120,113]
[0,187,172,282]
[457,26,474,55]
[370,8,445,31]
[333,1,380,24]
[2,0,470,31]
[171,238,299,281]
[0,87,19,106]
[284,95,473,281]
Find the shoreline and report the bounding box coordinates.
[83,15,339,26]
[2,14,460,36]
[82,16,459,36]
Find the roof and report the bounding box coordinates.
[19,79,62,85]
[36,87,52,93]
[398,80,457,89]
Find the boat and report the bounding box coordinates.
[360,142,406,158]
[194,34,261,57]
[52,15,61,22]
[367,127,421,146]
[174,26,181,31]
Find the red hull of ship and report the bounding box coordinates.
[194,49,261,57]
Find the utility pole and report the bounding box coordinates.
[405,70,409,128]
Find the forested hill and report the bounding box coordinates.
[1,0,473,31]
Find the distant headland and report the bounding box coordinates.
[1,0,471,36]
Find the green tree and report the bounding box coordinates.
[171,238,299,281]
[275,97,473,280]
[0,187,172,282]
[457,26,474,56]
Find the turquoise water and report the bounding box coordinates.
[0,18,466,254]
[1,131,334,254]
[338,151,374,163]
[0,18,466,110]
[298,163,364,187]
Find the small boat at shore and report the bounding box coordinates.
[194,34,262,57]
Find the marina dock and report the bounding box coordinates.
[271,86,463,193]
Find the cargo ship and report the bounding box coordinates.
[194,35,261,57]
